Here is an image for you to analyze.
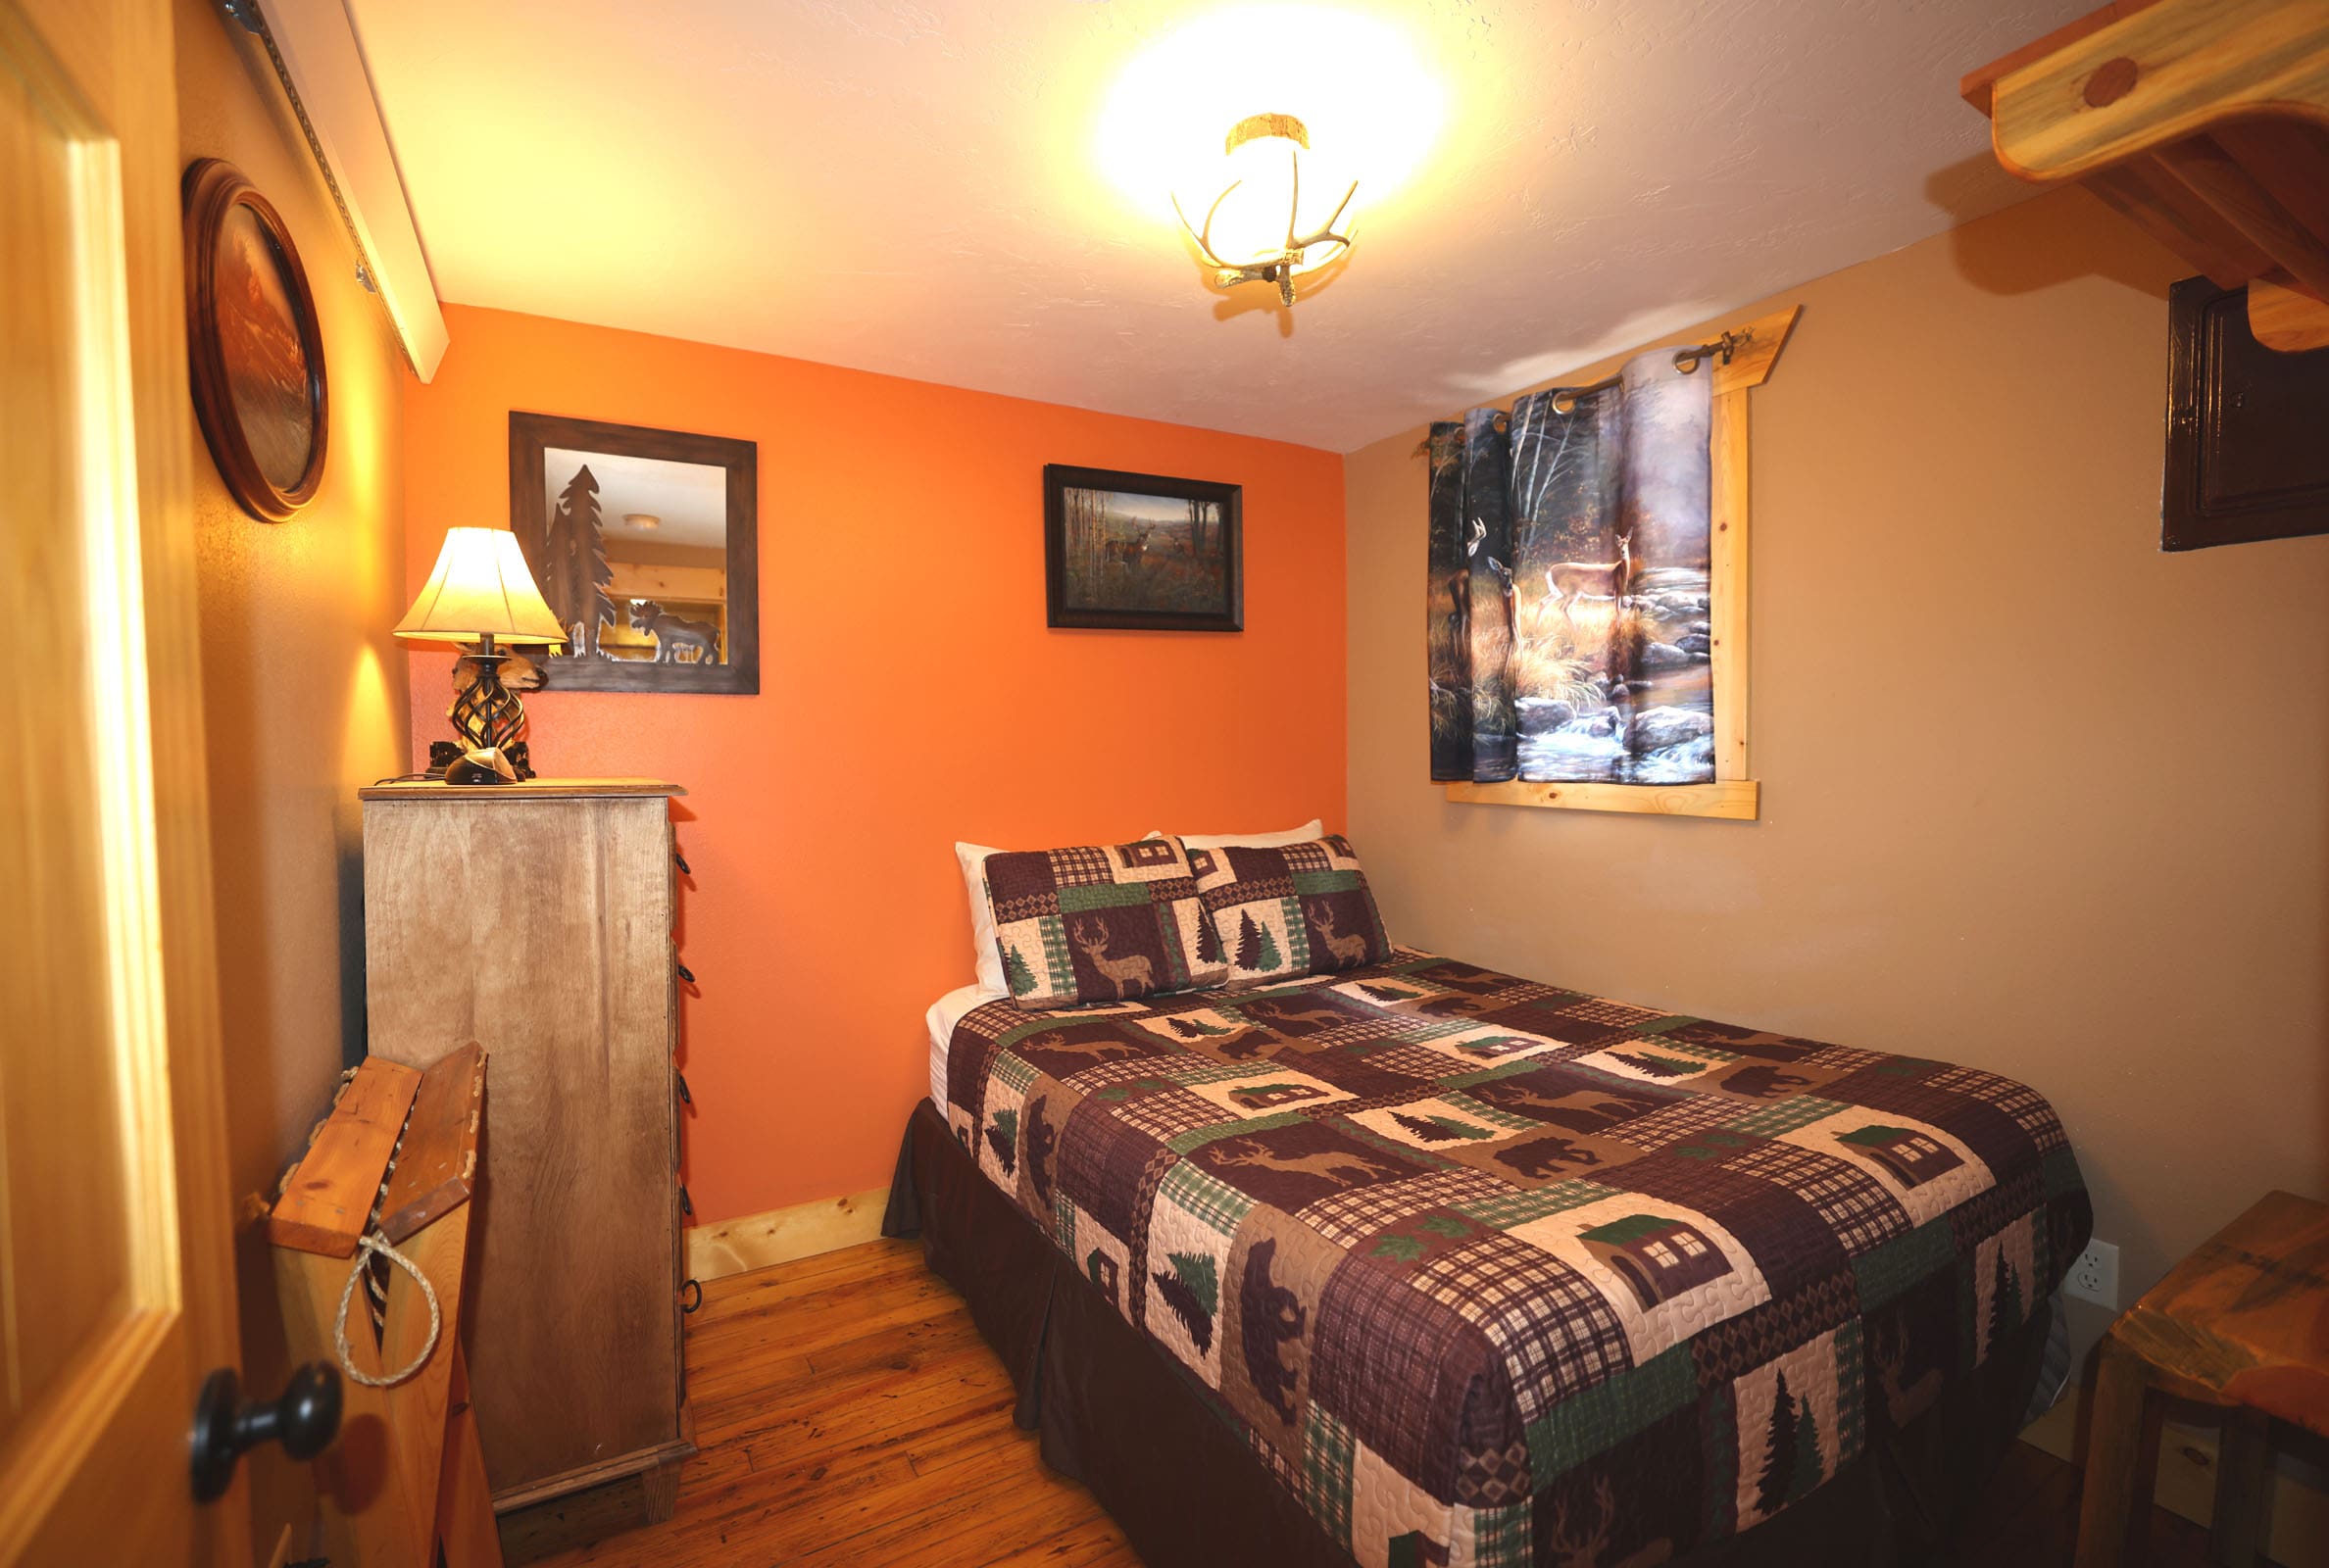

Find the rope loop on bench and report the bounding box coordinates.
[281,1063,444,1387]
[332,1232,441,1388]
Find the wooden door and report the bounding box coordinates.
[0,0,246,1563]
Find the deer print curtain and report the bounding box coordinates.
[1427,348,1715,784]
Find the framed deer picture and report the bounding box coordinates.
[507,412,760,693]
[1044,465,1242,632]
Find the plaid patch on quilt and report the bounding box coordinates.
[983,837,1225,1009]
[1192,834,1393,990]
[944,951,2090,1568]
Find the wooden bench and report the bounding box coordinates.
[269,1044,501,1568]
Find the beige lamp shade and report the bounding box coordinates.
[395,527,569,646]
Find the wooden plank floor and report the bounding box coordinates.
[515,1238,2216,1568]
[512,1238,1128,1567]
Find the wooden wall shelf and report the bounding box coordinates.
[1962,0,2329,352]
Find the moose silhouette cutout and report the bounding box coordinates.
[627,599,720,663]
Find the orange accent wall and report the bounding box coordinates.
[403,305,1346,1223]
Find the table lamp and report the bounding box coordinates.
[396,527,568,783]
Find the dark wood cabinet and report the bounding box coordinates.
[360,779,692,1526]
[2165,277,2329,552]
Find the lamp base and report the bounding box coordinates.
[428,739,531,781]
[440,746,520,785]
[443,648,536,781]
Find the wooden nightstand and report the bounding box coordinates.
[2074,1190,2329,1568]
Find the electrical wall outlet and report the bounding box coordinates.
[2066,1239,2120,1307]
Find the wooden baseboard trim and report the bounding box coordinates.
[685,1186,891,1282]
[490,1434,696,1515]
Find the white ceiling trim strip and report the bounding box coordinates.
[239,0,449,381]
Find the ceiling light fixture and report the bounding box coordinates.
[1096,6,1442,312]
[1173,112,1355,307]
[623,513,662,530]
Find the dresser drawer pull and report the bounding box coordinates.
[680,1278,703,1315]
[673,849,691,875]
[675,961,696,985]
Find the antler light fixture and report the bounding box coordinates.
[1098,7,1441,311]
[1172,111,1357,307]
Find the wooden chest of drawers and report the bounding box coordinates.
[359,779,691,1519]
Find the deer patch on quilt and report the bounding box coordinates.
[945,952,2091,1566]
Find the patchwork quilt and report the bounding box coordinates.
[943,952,2090,1568]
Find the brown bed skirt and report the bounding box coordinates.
[883,1098,2051,1567]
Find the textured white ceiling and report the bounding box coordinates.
[349,0,2086,452]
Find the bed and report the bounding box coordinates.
[887,949,2089,1567]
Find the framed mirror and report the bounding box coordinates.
[182,159,328,522]
[507,413,760,693]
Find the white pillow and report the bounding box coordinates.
[1143,819,1324,851]
[955,842,1008,999]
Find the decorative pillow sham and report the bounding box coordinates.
[983,838,1224,1009]
[1191,833,1390,989]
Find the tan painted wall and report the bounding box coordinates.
[1344,185,2329,1368]
[174,0,411,1547]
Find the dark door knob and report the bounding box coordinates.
[189,1362,341,1502]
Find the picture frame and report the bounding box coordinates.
[1044,464,1242,632]
[181,159,328,523]
[507,412,760,694]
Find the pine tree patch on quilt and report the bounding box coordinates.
[944,953,2090,1567]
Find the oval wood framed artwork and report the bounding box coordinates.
[181,158,327,522]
